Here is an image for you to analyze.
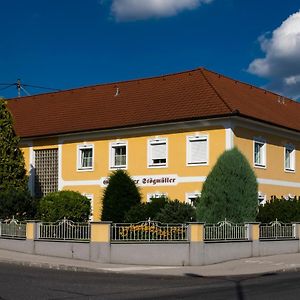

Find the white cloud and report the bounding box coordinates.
[248,11,300,99]
[111,0,213,21]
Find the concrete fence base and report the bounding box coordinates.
[0,221,300,266]
[0,238,300,266]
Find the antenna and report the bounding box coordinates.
[0,80,60,98]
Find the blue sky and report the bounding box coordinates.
[1,0,300,99]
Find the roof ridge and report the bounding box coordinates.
[202,68,298,105]
[199,68,234,113]
[7,67,203,101]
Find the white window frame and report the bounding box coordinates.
[185,192,201,207]
[258,192,266,206]
[147,138,168,168]
[83,193,94,221]
[284,144,295,172]
[147,192,167,203]
[109,141,128,170]
[253,138,266,168]
[186,134,209,166]
[77,144,94,171]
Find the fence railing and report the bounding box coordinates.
[0,218,26,239]
[38,218,90,241]
[204,219,249,241]
[259,219,296,240]
[111,219,188,242]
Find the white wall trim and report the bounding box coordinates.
[258,178,300,188]
[28,143,34,196]
[58,142,63,191]
[225,121,234,150]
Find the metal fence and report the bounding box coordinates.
[204,219,249,241]
[259,219,296,240]
[111,219,188,242]
[38,218,90,241]
[0,218,26,239]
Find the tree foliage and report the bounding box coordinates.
[0,99,28,191]
[0,188,37,220]
[38,190,91,222]
[124,197,167,222]
[101,170,141,222]
[155,200,196,223]
[257,196,300,223]
[197,148,258,223]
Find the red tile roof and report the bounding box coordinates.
[6,68,300,138]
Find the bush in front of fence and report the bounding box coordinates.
[38,190,91,222]
[197,148,258,223]
[0,187,37,220]
[155,200,196,223]
[124,197,195,223]
[257,196,300,223]
[101,170,141,222]
[124,197,167,223]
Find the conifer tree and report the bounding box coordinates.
[0,98,28,191]
[101,170,141,222]
[197,148,258,223]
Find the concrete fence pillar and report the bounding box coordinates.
[188,222,205,266]
[292,222,300,252]
[90,221,112,263]
[246,222,260,257]
[25,220,40,254]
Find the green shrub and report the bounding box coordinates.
[0,188,37,220]
[124,197,168,223]
[38,190,91,222]
[197,148,258,223]
[155,200,196,223]
[257,196,300,223]
[101,170,141,222]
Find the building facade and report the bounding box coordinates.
[8,68,300,221]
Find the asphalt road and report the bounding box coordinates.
[0,262,300,299]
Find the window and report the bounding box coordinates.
[148,138,167,167]
[187,135,208,165]
[254,139,266,167]
[284,144,295,172]
[34,149,58,198]
[110,141,127,169]
[147,192,167,203]
[185,192,201,207]
[77,144,93,170]
[258,192,266,206]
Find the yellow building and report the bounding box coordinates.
[7,68,300,220]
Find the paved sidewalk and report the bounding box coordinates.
[1,249,300,277]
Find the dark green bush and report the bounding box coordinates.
[0,188,37,220]
[101,170,141,222]
[197,148,258,223]
[124,197,168,223]
[257,196,300,223]
[38,190,91,222]
[155,200,196,223]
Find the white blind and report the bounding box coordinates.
[151,142,166,160]
[190,138,207,163]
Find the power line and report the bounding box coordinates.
[0,80,61,97]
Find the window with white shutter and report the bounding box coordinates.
[187,135,208,165]
[148,138,167,167]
